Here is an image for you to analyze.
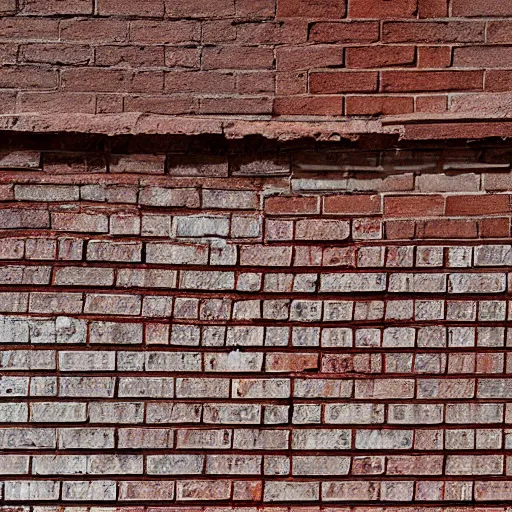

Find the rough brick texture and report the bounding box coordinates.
[0,133,511,510]
[0,0,512,118]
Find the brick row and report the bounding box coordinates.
[3,148,512,176]
[4,239,512,269]
[1,453,512,476]
[0,399,512,423]
[3,478,512,502]
[7,373,512,397]
[3,425,512,449]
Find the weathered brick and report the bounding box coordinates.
[55,267,114,287]
[175,215,229,237]
[31,402,86,422]
[119,480,175,501]
[5,480,60,501]
[87,241,142,262]
[59,428,115,449]
[84,293,141,315]
[323,480,379,501]
[62,480,116,501]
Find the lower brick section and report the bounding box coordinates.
[1,134,512,507]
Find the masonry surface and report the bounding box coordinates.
[0,133,509,510]
[0,0,512,118]
[2,0,512,511]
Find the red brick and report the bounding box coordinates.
[310,71,378,94]
[322,353,380,373]
[124,95,198,115]
[237,71,275,94]
[44,153,106,174]
[276,72,307,95]
[488,21,512,43]
[165,0,235,17]
[345,95,414,115]
[385,195,445,217]
[352,456,385,475]
[381,71,483,92]
[0,151,41,169]
[19,0,92,14]
[480,218,510,238]
[62,69,163,93]
[165,71,235,94]
[120,481,175,501]
[278,0,346,17]
[167,156,228,177]
[265,196,319,215]
[202,46,274,70]
[451,94,512,117]
[0,67,58,90]
[236,0,275,16]
[476,353,504,373]
[446,194,512,216]
[200,97,273,115]
[0,184,13,201]
[276,45,343,71]
[418,0,448,17]
[418,46,452,68]
[202,20,236,43]
[386,220,415,239]
[266,353,319,372]
[0,43,18,65]
[130,21,200,44]
[324,195,381,215]
[0,18,60,41]
[95,45,165,68]
[18,92,96,114]
[382,21,485,43]
[485,71,512,92]
[418,218,478,238]
[349,0,417,18]
[233,481,262,501]
[110,154,165,174]
[0,0,16,13]
[454,46,512,68]
[415,95,448,113]
[346,45,415,68]
[452,0,512,16]
[273,96,343,116]
[165,46,200,68]
[98,94,124,113]
[322,246,355,266]
[309,22,379,43]
[60,19,129,43]
[0,92,19,114]
[236,20,307,44]
[98,0,165,16]
[19,44,92,65]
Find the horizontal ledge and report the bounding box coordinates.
[1,113,512,141]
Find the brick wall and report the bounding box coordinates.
[1,0,512,118]
[0,134,511,509]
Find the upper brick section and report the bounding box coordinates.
[0,0,512,134]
